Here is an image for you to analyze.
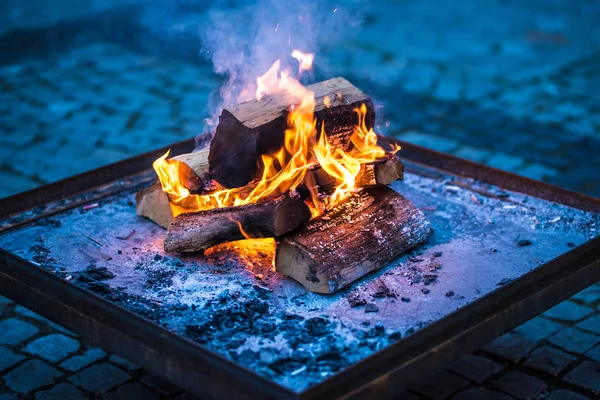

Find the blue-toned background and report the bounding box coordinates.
[1,1,599,399]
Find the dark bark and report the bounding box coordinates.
[276,187,432,293]
[164,197,311,253]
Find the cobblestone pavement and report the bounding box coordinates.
[1,0,600,398]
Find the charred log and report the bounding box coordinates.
[164,197,311,253]
[209,77,375,188]
[275,187,432,293]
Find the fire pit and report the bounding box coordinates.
[1,137,599,399]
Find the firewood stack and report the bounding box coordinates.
[137,77,432,293]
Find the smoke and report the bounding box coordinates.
[196,0,361,144]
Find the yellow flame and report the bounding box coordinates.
[323,95,331,108]
[153,52,399,219]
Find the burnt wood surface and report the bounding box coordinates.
[209,77,375,188]
[276,187,432,293]
[135,181,172,228]
[164,197,311,253]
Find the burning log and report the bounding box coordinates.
[275,187,432,293]
[209,77,375,188]
[171,149,210,193]
[164,197,311,253]
[135,182,173,229]
[310,155,404,193]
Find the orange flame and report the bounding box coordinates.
[153,51,399,220]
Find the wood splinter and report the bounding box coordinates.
[164,197,311,253]
[276,187,432,294]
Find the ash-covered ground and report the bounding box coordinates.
[1,169,598,392]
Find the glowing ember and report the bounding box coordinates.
[153,50,400,220]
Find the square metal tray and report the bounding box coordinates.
[1,139,599,399]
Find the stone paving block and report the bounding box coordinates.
[35,382,88,400]
[68,363,131,394]
[482,332,536,363]
[585,344,600,363]
[0,346,25,373]
[410,371,469,400]
[563,360,600,393]
[140,374,182,396]
[548,327,600,354]
[546,389,590,400]
[524,346,577,376]
[0,296,13,306]
[108,355,140,372]
[450,387,512,400]
[23,334,80,363]
[493,371,547,400]
[397,131,460,153]
[0,394,18,400]
[447,354,503,384]
[543,301,595,323]
[513,316,564,343]
[572,284,600,307]
[0,318,39,345]
[3,359,62,394]
[60,348,107,372]
[575,315,600,336]
[103,382,160,400]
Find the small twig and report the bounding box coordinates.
[81,233,104,247]
[116,230,136,240]
[451,180,530,207]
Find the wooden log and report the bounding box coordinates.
[275,187,432,293]
[135,182,173,228]
[171,149,210,193]
[164,197,311,253]
[209,77,375,188]
[309,156,404,193]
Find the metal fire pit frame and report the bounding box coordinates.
[1,139,599,400]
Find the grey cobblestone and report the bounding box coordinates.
[67,363,131,394]
[493,371,547,400]
[103,382,160,400]
[0,318,39,345]
[35,382,88,400]
[543,301,595,323]
[60,348,107,372]
[546,390,589,400]
[482,332,536,363]
[524,346,577,376]
[562,361,600,393]
[548,328,600,355]
[23,334,80,363]
[575,315,600,336]
[410,371,469,400]
[447,354,504,384]
[3,359,62,394]
[0,347,25,373]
